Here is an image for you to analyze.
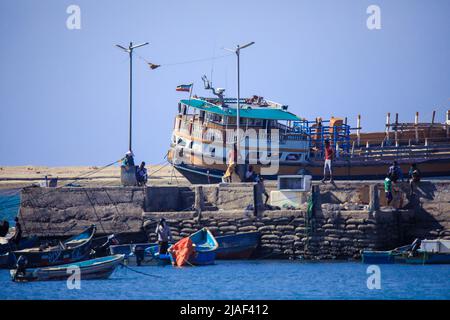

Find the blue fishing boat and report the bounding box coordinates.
[402,251,450,264]
[0,236,39,255]
[11,225,96,268]
[215,232,260,259]
[170,227,218,266]
[401,239,450,264]
[10,254,124,282]
[361,244,411,264]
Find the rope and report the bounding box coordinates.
[119,263,163,278]
[136,53,232,68]
[83,189,107,235]
[60,159,121,187]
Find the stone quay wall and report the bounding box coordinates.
[17,180,450,259]
[19,186,145,237]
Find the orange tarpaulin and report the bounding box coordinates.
[169,237,195,267]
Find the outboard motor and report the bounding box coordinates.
[133,245,145,266]
[13,255,28,281]
[410,238,421,254]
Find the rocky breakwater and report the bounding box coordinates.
[143,203,412,260]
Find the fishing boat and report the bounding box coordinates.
[11,225,96,268]
[0,236,40,268]
[362,239,450,264]
[10,254,124,282]
[0,234,39,255]
[400,239,450,265]
[169,227,218,266]
[361,244,411,264]
[167,78,450,183]
[215,232,260,259]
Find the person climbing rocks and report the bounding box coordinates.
[408,163,421,195]
[388,161,403,183]
[384,174,393,206]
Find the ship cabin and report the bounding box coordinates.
[171,96,315,164]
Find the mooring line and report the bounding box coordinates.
[119,263,163,278]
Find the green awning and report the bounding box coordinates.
[181,99,300,121]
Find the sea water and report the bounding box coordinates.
[0,189,21,226]
[0,261,449,300]
[1,191,449,300]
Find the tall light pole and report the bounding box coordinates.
[116,41,149,152]
[224,42,255,157]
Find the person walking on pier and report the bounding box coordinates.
[322,140,334,183]
[155,218,172,255]
[223,144,238,183]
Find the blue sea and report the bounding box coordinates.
[1,190,449,300]
[0,189,21,226]
[0,261,449,300]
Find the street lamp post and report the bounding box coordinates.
[116,41,149,153]
[224,42,255,159]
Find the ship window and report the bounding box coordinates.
[189,141,193,149]
[177,138,186,147]
[286,154,300,161]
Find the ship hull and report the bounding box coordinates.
[172,155,450,184]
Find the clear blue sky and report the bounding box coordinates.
[1,0,449,166]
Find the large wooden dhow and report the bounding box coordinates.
[167,87,450,183]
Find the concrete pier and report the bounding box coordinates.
[17,181,450,259]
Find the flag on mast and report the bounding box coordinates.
[176,84,193,92]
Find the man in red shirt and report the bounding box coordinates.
[322,140,334,183]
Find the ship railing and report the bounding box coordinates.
[349,144,450,161]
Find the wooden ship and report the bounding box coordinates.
[167,78,450,183]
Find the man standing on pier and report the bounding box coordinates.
[322,140,334,183]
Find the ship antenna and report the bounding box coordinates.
[202,75,225,106]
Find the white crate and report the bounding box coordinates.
[277,175,312,191]
[270,190,307,209]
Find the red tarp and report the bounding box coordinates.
[169,237,195,267]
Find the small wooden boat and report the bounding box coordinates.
[10,254,124,282]
[12,225,96,268]
[169,228,218,266]
[215,232,260,259]
[0,235,39,255]
[362,239,450,264]
[401,251,450,264]
[361,244,411,264]
[400,239,450,264]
